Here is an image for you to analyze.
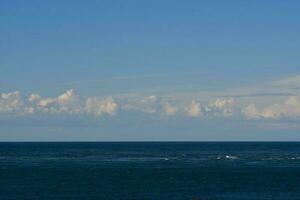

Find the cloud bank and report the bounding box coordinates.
[2,72,300,122]
[0,89,238,119]
[243,96,300,119]
[0,91,23,113]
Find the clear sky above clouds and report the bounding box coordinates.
[1,0,300,141]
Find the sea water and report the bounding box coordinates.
[0,142,299,200]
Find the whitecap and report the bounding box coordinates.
[225,155,238,160]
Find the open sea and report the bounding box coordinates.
[0,142,300,200]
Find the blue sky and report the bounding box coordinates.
[1,1,300,141]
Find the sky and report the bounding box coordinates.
[1,0,300,141]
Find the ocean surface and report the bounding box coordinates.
[0,142,300,200]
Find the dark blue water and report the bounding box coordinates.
[0,142,300,200]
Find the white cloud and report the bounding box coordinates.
[57,89,77,105]
[205,98,235,117]
[3,80,300,122]
[28,94,41,102]
[185,100,202,117]
[212,98,235,109]
[260,104,282,119]
[33,89,82,114]
[37,98,56,108]
[85,96,118,116]
[162,102,177,116]
[56,89,82,114]
[243,104,260,119]
[123,95,158,114]
[243,96,300,119]
[284,96,300,117]
[0,91,22,113]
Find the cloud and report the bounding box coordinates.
[123,95,158,114]
[142,95,157,103]
[243,96,300,119]
[37,98,56,108]
[121,96,235,118]
[3,79,300,122]
[204,98,235,117]
[30,89,82,114]
[215,92,295,98]
[243,104,260,119]
[271,75,300,88]
[0,91,22,113]
[162,102,177,116]
[1,90,118,117]
[0,90,238,119]
[85,96,118,116]
[28,94,41,102]
[243,103,282,119]
[284,96,300,117]
[57,89,77,105]
[212,98,235,109]
[185,100,202,117]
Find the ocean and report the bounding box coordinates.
[0,142,299,200]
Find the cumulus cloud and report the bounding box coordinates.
[37,98,56,108]
[243,104,260,119]
[122,97,236,118]
[29,89,82,114]
[85,96,118,116]
[0,91,22,113]
[204,98,235,117]
[212,98,235,109]
[185,100,202,117]
[284,96,300,117]
[243,96,300,119]
[1,89,119,117]
[6,87,300,121]
[28,94,41,102]
[123,95,158,114]
[162,102,177,116]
